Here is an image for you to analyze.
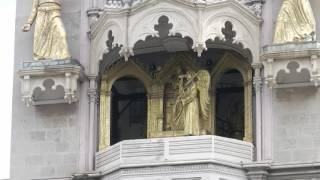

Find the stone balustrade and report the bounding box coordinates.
[96,135,254,175]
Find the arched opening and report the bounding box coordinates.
[110,76,148,145]
[215,69,245,140]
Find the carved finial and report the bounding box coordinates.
[120,47,134,61]
[222,21,236,43]
[106,31,115,51]
[193,43,207,57]
[154,16,173,38]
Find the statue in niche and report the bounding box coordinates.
[274,0,316,44]
[22,0,71,60]
[172,69,210,135]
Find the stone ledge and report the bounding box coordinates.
[17,59,85,106]
[261,42,320,88]
[244,161,320,180]
[95,135,253,179]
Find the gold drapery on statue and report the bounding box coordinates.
[274,0,316,44]
[23,0,71,60]
[172,70,210,136]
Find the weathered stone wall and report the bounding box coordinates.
[261,0,320,164]
[272,87,320,163]
[10,0,85,179]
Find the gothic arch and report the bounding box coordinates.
[211,53,253,142]
[99,60,153,150]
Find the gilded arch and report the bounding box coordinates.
[99,60,152,150]
[211,52,253,142]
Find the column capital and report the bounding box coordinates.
[252,63,263,92]
[252,62,263,70]
[88,88,98,103]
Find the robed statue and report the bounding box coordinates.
[22,0,71,60]
[274,0,316,44]
[172,70,210,135]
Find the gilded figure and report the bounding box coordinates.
[22,0,71,60]
[274,0,316,44]
[172,70,210,135]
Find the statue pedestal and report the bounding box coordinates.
[18,59,84,106]
[262,41,320,88]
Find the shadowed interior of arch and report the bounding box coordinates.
[110,76,148,145]
[215,69,245,140]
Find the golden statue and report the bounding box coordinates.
[22,0,71,60]
[172,70,210,135]
[274,0,316,44]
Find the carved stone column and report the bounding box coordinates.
[88,75,98,170]
[252,63,263,161]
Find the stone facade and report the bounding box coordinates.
[11,0,84,179]
[11,0,320,180]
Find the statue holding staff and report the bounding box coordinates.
[22,0,71,60]
[172,70,210,136]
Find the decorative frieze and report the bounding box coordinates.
[103,0,263,17]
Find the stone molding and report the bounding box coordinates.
[96,135,253,179]
[103,0,264,17]
[245,162,320,180]
[261,42,320,88]
[17,59,85,106]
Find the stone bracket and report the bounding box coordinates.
[261,42,320,88]
[18,59,85,106]
[244,162,271,180]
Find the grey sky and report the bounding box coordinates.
[0,0,15,179]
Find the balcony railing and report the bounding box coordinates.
[96,135,254,174]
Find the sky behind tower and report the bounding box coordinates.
[0,0,15,179]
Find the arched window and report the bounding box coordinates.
[110,77,148,145]
[215,69,245,140]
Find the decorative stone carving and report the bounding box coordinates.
[205,21,253,62]
[262,42,320,88]
[276,61,311,85]
[90,0,261,75]
[87,7,103,28]
[244,0,264,17]
[103,0,263,17]
[18,59,84,106]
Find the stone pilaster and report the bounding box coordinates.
[252,63,263,161]
[88,75,98,171]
